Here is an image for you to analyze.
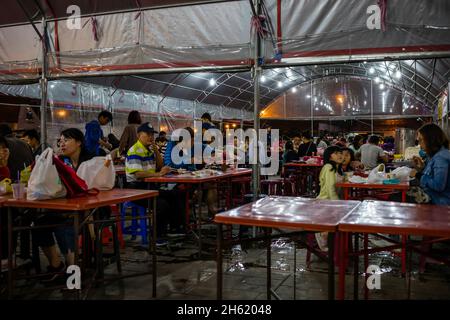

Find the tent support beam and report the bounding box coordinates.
[274,52,450,67]
[15,0,43,41]
[48,65,251,80]
[261,114,433,121]
[371,79,374,134]
[252,0,261,202]
[40,17,48,146]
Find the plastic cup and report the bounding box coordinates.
[0,183,6,195]
[11,183,26,199]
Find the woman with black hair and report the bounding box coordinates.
[298,131,317,157]
[34,128,96,280]
[282,140,298,164]
[317,145,343,200]
[410,123,450,205]
[59,128,94,170]
[341,147,364,172]
[349,134,364,155]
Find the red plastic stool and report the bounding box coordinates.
[260,178,283,196]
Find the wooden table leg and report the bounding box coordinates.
[343,188,349,200]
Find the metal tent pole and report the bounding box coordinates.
[371,79,374,134]
[446,82,450,135]
[252,0,262,202]
[310,81,313,135]
[157,99,161,131]
[40,17,48,146]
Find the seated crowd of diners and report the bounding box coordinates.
[1,111,450,280]
[0,111,225,278]
[281,126,450,206]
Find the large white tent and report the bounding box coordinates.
[1,1,449,183]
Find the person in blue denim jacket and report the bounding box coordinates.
[410,123,450,205]
[164,127,208,171]
[164,127,217,215]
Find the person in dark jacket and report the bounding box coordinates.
[0,123,33,179]
[84,110,113,156]
[298,131,317,157]
[282,140,298,164]
[22,129,50,158]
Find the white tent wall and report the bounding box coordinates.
[0,79,252,148]
[0,24,42,81]
[49,0,251,76]
[0,1,252,80]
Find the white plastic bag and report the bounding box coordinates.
[367,164,386,184]
[391,166,412,181]
[349,175,368,184]
[77,155,115,190]
[27,148,67,200]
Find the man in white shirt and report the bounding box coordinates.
[356,135,388,169]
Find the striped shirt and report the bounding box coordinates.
[159,141,168,158]
[125,140,156,183]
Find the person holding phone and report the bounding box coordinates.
[125,123,182,241]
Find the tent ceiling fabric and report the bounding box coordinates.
[0,0,237,26]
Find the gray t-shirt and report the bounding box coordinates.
[358,143,385,169]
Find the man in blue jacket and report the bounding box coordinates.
[164,127,217,216]
[85,110,113,156]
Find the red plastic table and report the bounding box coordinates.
[4,189,159,299]
[214,196,361,300]
[145,168,252,255]
[337,200,450,300]
[336,181,410,202]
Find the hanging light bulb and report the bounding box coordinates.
[261,75,266,83]
[291,87,297,93]
[395,70,402,79]
[369,67,375,74]
[277,81,283,88]
[209,78,216,86]
[380,83,385,90]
